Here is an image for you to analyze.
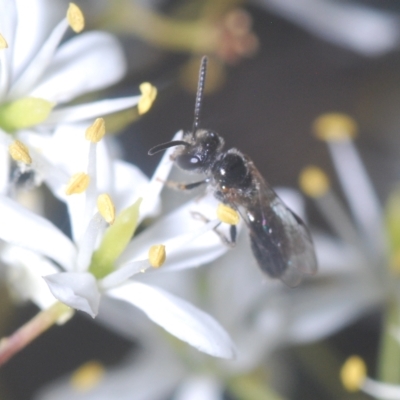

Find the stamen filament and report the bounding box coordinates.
[363,377,400,399]
[99,260,150,289]
[327,139,386,257]
[164,218,221,255]
[44,96,142,124]
[0,49,9,99]
[140,131,183,222]
[76,213,106,272]
[312,190,367,254]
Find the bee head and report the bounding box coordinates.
[173,129,224,172]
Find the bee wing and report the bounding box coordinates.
[240,167,317,287]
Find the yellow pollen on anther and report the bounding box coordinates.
[340,356,367,392]
[313,113,358,141]
[299,166,330,198]
[0,34,8,49]
[85,118,106,143]
[70,361,105,392]
[67,3,85,33]
[65,173,90,195]
[149,244,166,268]
[9,140,32,164]
[138,82,157,115]
[97,193,115,224]
[217,203,240,225]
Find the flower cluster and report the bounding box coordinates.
[0,0,241,366]
[34,110,399,399]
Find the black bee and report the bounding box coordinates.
[149,57,317,287]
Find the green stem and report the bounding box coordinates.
[378,298,400,384]
[0,302,71,367]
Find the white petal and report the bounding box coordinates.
[260,0,400,55]
[36,345,184,400]
[119,193,228,270]
[0,195,76,270]
[8,17,69,99]
[312,232,365,275]
[17,130,70,196]
[113,160,151,213]
[0,141,10,194]
[0,0,17,98]
[206,232,267,327]
[43,272,100,317]
[285,276,383,343]
[76,213,106,272]
[12,0,65,79]
[275,187,306,221]
[30,31,127,103]
[27,123,107,241]
[108,281,236,359]
[44,96,141,125]
[2,245,58,309]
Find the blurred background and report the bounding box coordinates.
[3,0,400,398]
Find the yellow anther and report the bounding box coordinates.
[65,172,90,195]
[313,113,358,141]
[148,244,166,268]
[0,34,8,49]
[97,193,115,224]
[70,361,105,392]
[85,118,105,143]
[299,166,330,198]
[9,140,32,164]
[340,356,366,392]
[217,203,240,225]
[67,3,85,33]
[138,82,157,115]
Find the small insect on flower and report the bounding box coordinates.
[149,56,317,286]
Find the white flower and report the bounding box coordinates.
[0,124,238,359]
[0,0,152,193]
[35,112,394,400]
[256,0,400,56]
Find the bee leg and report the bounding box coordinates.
[190,211,237,248]
[158,178,209,191]
[229,225,237,245]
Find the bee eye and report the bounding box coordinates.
[176,154,202,170]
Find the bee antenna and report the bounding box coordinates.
[192,56,208,134]
[148,140,189,155]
